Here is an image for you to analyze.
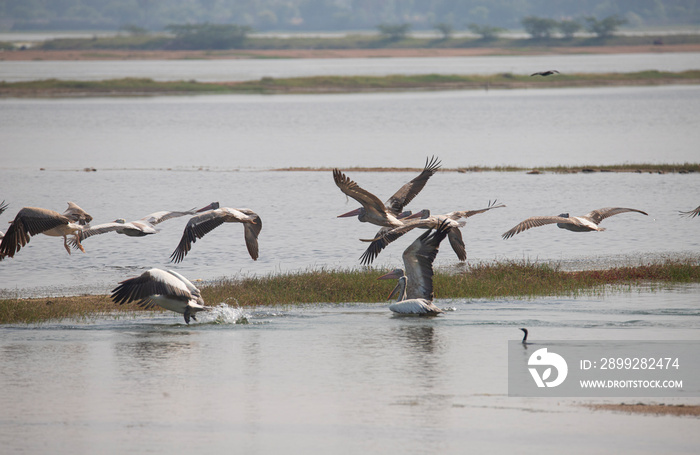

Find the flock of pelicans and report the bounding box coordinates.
[1,157,699,324]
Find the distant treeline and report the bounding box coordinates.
[1,0,699,32]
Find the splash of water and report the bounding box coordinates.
[199,303,250,325]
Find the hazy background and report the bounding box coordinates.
[1,0,699,33]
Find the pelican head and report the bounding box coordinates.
[558,213,569,218]
[406,209,430,220]
[378,268,407,300]
[378,268,405,281]
[337,207,364,219]
[114,218,127,224]
[197,202,220,212]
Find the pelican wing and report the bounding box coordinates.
[333,169,388,216]
[238,209,262,260]
[139,209,197,226]
[447,200,506,220]
[170,208,256,263]
[76,221,141,241]
[0,207,69,258]
[385,156,441,215]
[359,218,435,265]
[584,207,648,225]
[501,216,570,239]
[64,202,93,225]
[447,227,467,262]
[0,200,8,216]
[402,220,451,300]
[679,205,700,219]
[111,268,192,309]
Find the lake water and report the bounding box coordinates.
[1,66,699,453]
[1,85,699,297]
[1,288,699,454]
[2,52,700,82]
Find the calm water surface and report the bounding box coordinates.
[2,86,699,171]
[1,63,699,454]
[2,52,700,82]
[1,289,699,454]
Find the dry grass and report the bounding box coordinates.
[583,403,700,417]
[2,260,698,325]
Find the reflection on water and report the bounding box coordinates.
[0,289,698,454]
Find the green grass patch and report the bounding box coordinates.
[2,261,698,324]
[3,70,700,98]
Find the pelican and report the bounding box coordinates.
[111,268,211,324]
[530,70,559,76]
[377,220,452,315]
[333,156,441,228]
[502,207,648,239]
[170,207,261,263]
[0,206,87,258]
[679,206,700,218]
[360,200,505,264]
[72,203,216,246]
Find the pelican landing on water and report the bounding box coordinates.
[377,220,452,316]
[502,207,648,239]
[111,268,211,324]
[333,156,441,228]
[0,203,92,258]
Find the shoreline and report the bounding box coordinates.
[3,43,700,61]
[3,70,700,97]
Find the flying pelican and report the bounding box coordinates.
[360,200,506,264]
[502,207,648,239]
[0,206,87,258]
[111,268,211,324]
[333,156,441,228]
[377,220,452,315]
[170,207,261,263]
[679,206,700,218]
[71,203,216,246]
[530,70,559,76]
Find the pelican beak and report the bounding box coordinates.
[406,209,429,220]
[197,202,219,212]
[386,282,402,300]
[337,208,362,218]
[397,211,412,219]
[377,270,400,280]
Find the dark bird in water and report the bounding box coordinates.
[679,206,700,219]
[530,70,560,76]
[111,268,211,324]
[333,156,441,228]
[377,220,452,316]
[502,207,648,239]
[520,328,529,344]
[359,200,505,265]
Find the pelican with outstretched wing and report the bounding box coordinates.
[111,268,210,324]
[360,200,505,264]
[0,206,88,258]
[73,203,216,246]
[333,156,441,227]
[170,206,261,263]
[377,220,452,315]
[502,207,648,239]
